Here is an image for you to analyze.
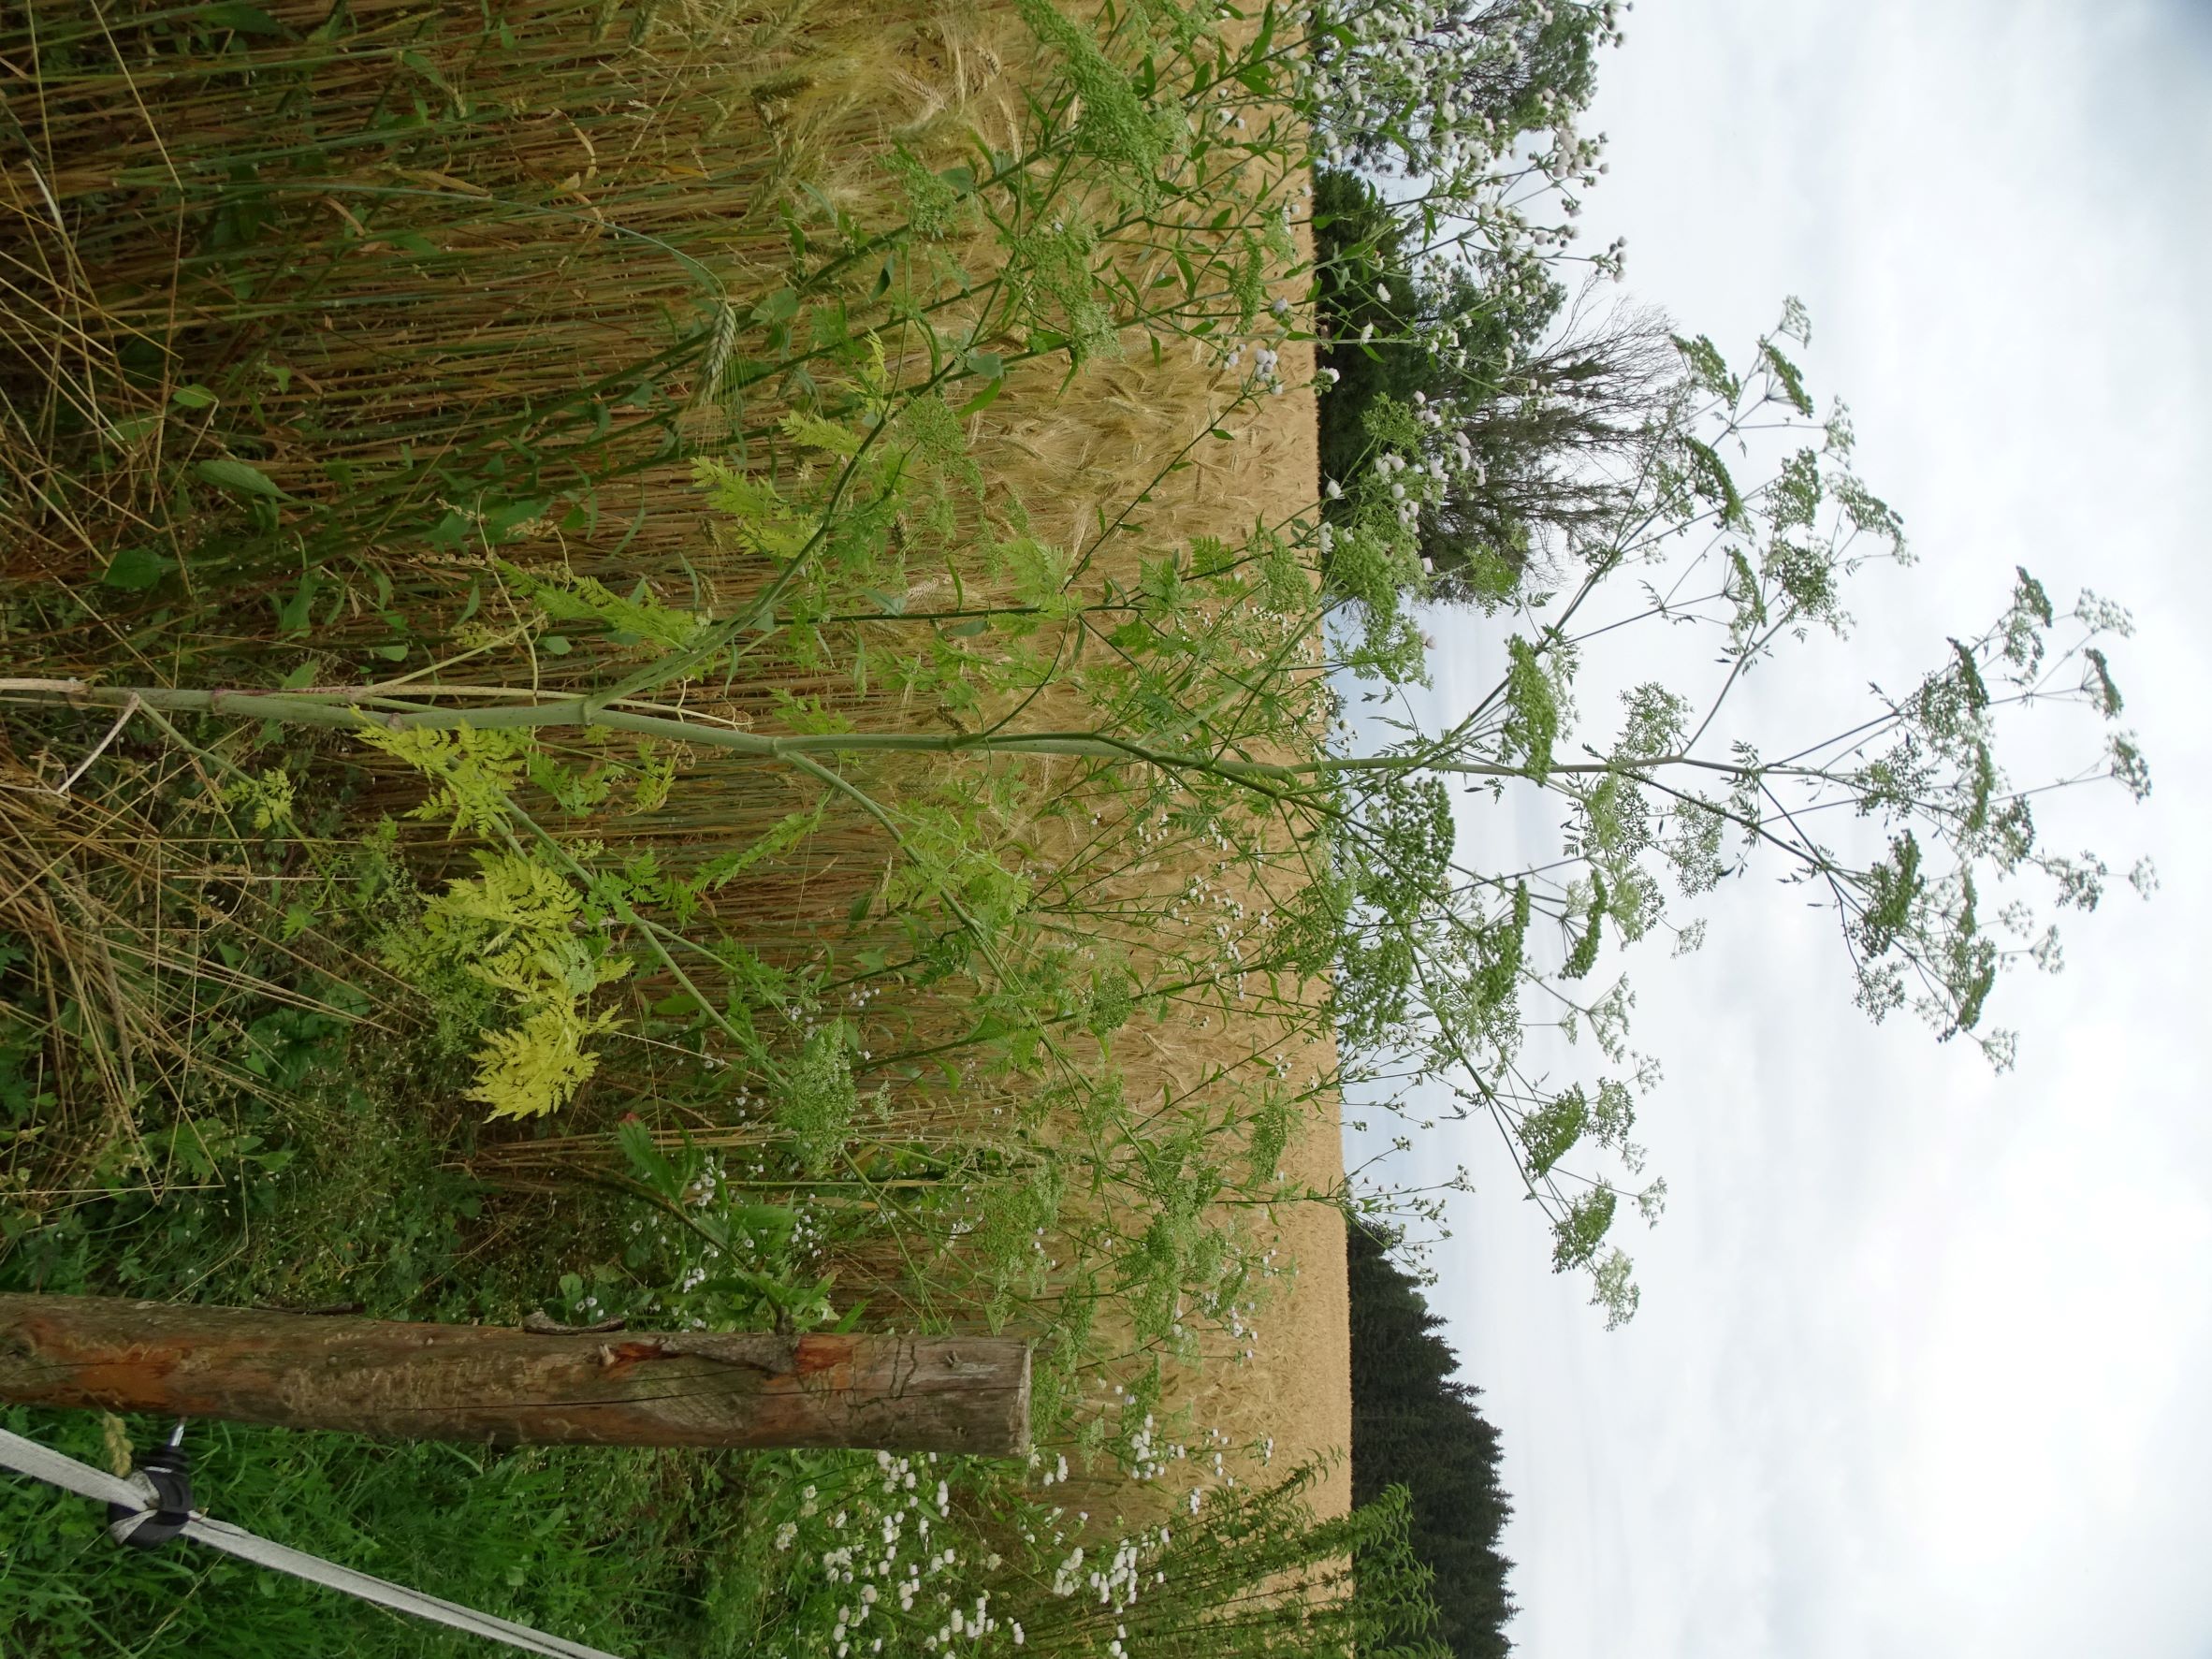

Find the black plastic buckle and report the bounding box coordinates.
[108,1425,193,1550]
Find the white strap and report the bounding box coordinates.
[0,1426,628,1659]
[0,1424,143,1506]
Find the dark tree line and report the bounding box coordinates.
[1349,1224,1518,1659]
[1313,167,1680,606]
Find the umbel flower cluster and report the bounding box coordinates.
[1306,0,1625,196]
[775,1452,1004,1658]
[1288,0,1650,673]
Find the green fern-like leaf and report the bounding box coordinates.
[467,999,624,1120]
[692,459,810,561]
[357,725,531,839]
[500,560,709,651]
[384,848,634,1121]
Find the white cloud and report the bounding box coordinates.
[1348,3,2212,1654]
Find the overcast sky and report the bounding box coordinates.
[1345,4,2212,1655]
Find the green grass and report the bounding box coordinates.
[1,1409,768,1658]
[0,980,744,1653]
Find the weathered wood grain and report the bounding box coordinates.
[0,1295,1029,1454]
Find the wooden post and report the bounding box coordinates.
[0,1294,1030,1455]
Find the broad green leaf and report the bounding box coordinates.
[101,546,173,590]
[955,378,1005,419]
[480,496,551,540]
[197,2,285,33]
[196,457,290,500]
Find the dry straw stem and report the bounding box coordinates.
[3,0,1011,583]
[0,717,400,1209]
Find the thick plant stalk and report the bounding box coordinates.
[0,1294,1030,1455]
[0,677,1594,784]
